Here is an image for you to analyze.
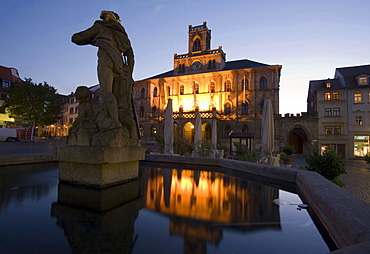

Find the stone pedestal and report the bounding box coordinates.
[57,146,145,188]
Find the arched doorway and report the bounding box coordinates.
[183,122,194,143]
[202,122,211,142]
[288,126,309,154]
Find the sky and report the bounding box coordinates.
[1,0,369,114]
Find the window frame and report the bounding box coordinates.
[354,93,362,103]
[260,77,267,90]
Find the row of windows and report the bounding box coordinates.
[324,91,370,103]
[353,93,370,103]
[138,100,269,118]
[139,77,269,98]
[324,108,340,117]
[325,126,342,135]
[324,92,339,101]
[139,124,250,138]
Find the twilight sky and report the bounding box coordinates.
[1,0,369,114]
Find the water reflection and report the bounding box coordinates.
[51,181,142,254]
[139,166,280,253]
[0,163,56,211]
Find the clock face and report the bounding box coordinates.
[191,61,202,70]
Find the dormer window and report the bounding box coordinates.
[326,82,331,88]
[357,75,369,86]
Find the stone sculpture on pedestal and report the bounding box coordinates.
[57,11,144,188]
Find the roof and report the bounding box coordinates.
[138,59,274,81]
[0,66,22,82]
[335,64,370,89]
[308,78,342,92]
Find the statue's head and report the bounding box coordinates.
[75,86,92,103]
[100,10,121,23]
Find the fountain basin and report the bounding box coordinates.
[145,154,370,253]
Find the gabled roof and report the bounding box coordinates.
[137,59,274,81]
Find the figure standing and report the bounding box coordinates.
[72,10,135,130]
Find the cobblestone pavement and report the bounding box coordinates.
[290,155,370,204]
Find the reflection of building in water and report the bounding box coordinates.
[140,165,280,253]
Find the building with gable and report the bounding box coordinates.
[134,22,282,154]
[307,64,370,158]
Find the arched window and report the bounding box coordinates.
[194,83,199,94]
[225,80,232,92]
[193,39,201,52]
[242,125,248,133]
[140,88,146,98]
[210,82,215,93]
[180,84,184,95]
[242,78,248,91]
[152,106,157,116]
[260,77,267,90]
[139,107,145,118]
[153,87,158,97]
[167,86,171,96]
[224,125,231,137]
[224,102,232,114]
[242,102,249,114]
[178,64,185,73]
[208,59,216,69]
[139,125,144,137]
[260,100,265,114]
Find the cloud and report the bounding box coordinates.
[152,4,164,15]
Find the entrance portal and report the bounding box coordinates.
[288,127,308,154]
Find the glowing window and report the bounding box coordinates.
[153,87,158,97]
[225,80,232,92]
[324,92,331,101]
[210,82,215,93]
[332,92,339,100]
[358,77,368,85]
[355,116,363,125]
[354,93,362,103]
[325,126,332,135]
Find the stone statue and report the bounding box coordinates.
[65,10,138,147]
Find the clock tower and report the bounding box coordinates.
[174,22,226,75]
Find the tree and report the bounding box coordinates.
[305,147,346,186]
[6,78,63,129]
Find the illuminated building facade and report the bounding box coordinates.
[134,22,282,154]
